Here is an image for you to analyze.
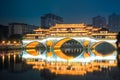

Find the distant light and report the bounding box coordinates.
[2,41,5,44]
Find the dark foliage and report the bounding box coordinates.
[116,32,120,69]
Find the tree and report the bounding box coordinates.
[116,32,120,69]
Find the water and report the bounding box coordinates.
[0,49,120,80]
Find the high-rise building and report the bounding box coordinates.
[108,13,120,32]
[8,23,38,37]
[41,13,63,29]
[92,16,106,28]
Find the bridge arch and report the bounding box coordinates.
[25,41,46,56]
[25,41,40,49]
[91,41,116,56]
[54,37,83,60]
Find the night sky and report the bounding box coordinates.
[0,0,120,26]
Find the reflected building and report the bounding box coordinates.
[0,50,30,72]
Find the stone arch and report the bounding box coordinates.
[25,41,46,56]
[54,37,83,60]
[91,41,116,56]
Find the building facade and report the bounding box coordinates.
[41,13,63,29]
[108,13,120,32]
[25,23,116,40]
[22,23,117,75]
[92,16,106,28]
[8,23,38,37]
[23,23,117,61]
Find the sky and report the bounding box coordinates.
[0,0,120,26]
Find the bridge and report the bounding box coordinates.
[22,37,117,62]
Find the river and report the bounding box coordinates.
[0,49,120,80]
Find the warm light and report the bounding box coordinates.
[2,41,5,44]
[2,55,5,64]
[26,49,39,56]
[14,54,16,63]
[118,43,120,48]
[8,41,11,44]
[92,50,96,53]
[47,52,52,57]
[84,52,90,58]
[25,41,40,48]
[46,40,53,47]
[24,59,117,76]
[13,41,16,44]
[118,55,120,59]
[83,40,89,47]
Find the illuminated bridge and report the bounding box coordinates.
[22,37,117,62]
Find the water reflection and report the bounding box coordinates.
[26,59,117,75]
[0,50,31,72]
[0,49,120,80]
[60,39,83,57]
[23,47,117,75]
[24,48,120,80]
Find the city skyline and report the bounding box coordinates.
[0,0,120,26]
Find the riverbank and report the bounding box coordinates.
[0,45,22,50]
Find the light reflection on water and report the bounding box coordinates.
[0,49,120,80]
